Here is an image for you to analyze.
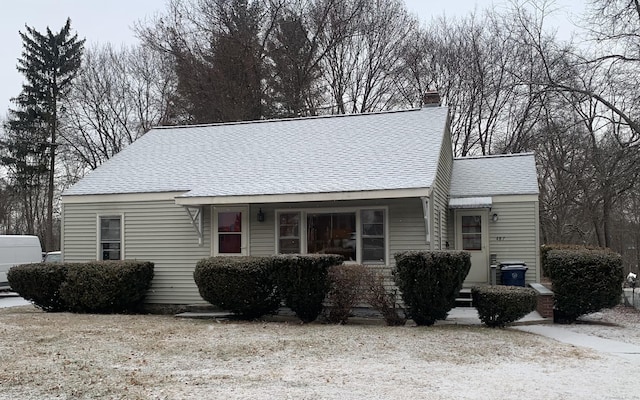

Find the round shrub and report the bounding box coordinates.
[546,248,623,323]
[7,263,69,312]
[394,251,471,326]
[540,244,612,277]
[194,256,280,319]
[273,254,344,323]
[60,261,154,313]
[471,285,537,327]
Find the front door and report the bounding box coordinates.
[456,210,488,284]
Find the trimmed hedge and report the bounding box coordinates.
[471,285,537,327]
[60,261,154,313]
[7,261,154,313]
[546,248,623,323]
[7,263,69,312]
[540,244,614,277]
[394,251,471,326]
[194,256,280,319]
[273,254,344,323]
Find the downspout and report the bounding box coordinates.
[421,196,430,245]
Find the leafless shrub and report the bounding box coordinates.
[362,270,407,326]
[325,264,368,324]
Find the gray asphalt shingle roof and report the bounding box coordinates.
[449,153,539,198]
[63,107,450,198]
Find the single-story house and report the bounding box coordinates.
[61,106,540,305]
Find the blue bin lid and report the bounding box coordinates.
[501,265,528,271]
[499,260,526,266]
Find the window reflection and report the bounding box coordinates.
[218,211,242,253]
[461,215,482,251]
[307,213,356,261]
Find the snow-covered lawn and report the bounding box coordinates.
[0,305,638,399]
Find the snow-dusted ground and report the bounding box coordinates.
[0,302,639,399]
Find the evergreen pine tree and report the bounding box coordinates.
[1,18,84,250]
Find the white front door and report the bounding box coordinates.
[213,206,249,255]
[456,210,489,284]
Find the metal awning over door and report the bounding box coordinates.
[449,197,492,209]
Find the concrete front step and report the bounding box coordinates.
[183,303,224,313]
[176,311,233,319]
[455,288,473,307]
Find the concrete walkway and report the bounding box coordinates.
[440,307,550,326]
[514,324,640,363]
[0,292,31,308]
[446,308,640,363]
[177,306,551,326]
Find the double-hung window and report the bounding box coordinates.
[213,206,248,255]
[278,212,301,254]
[276,208,386,264]
[99,216,122,260]
[360,209,385,263]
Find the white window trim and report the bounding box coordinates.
[96,213,125,260]
[276,210,303,255]
[275,206,389,265]
[212,205,249,256]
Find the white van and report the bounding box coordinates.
[0,235,43,287]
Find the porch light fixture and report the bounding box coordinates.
[491,213,499,222]
[257,208,265,222]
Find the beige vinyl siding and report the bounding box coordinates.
[431,127,453,250]
[249,198,428,262]
[249,204,278,256]
[63,200,211,304]
[64,197,430,305]
[388,198,429,254]
[249,198,427,294]
[61,203,100,262]
[489,198,540,283]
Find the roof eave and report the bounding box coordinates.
[175,187,432,206]
[61,191,189,204]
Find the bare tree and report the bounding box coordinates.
[322,0,415,114]
[518,0,640,140]
[61,44,177,171]
[506,0,640,249]
[396,9,551,156]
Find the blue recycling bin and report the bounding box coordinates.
[500,261,527,287]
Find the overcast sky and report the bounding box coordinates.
[0,0,586,119]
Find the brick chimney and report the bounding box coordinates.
[422,91,441,107]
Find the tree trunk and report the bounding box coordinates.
[46,142,54,252]
[602,196,612,248]
[46,96,57,252]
